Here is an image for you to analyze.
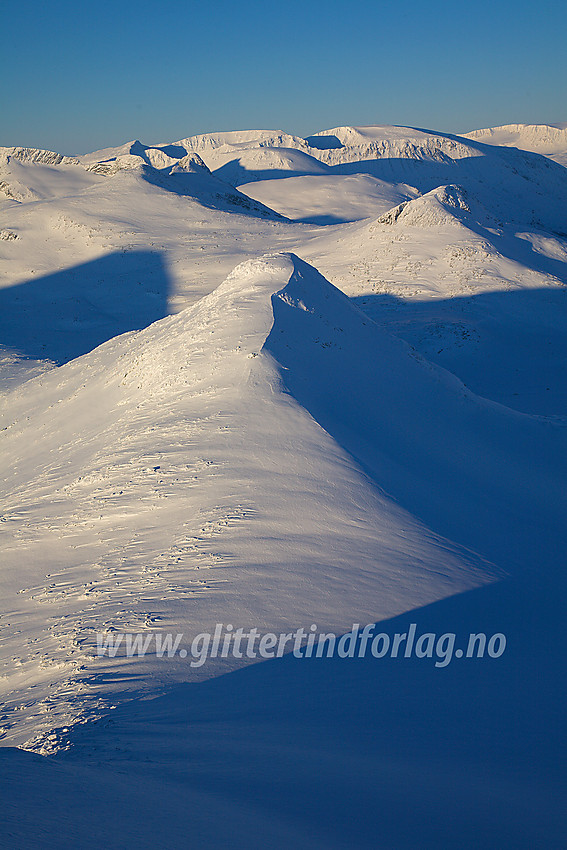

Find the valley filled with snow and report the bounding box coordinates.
[1,122,566,848]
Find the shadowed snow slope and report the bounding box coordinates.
[264,257,567,571]
[3,568,566,850]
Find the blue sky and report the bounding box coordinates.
[2,0,566,154]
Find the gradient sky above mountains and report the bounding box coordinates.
[3,0,566,154]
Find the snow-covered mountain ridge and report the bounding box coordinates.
[3,251,514,748]
[1,119,566,846]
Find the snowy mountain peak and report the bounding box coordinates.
[170,151,211,174]
[377,184,481,228]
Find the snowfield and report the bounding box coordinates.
[1,122,566,848]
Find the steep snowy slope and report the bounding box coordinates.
[464,123,567,167]
[0,253,505,749]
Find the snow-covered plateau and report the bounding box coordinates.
[1,122,566,848]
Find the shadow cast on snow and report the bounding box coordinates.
[141,165,286,220]
[0,249,170,365]
[352,284,567,417]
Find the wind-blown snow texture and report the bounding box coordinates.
[1,122,566,848]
